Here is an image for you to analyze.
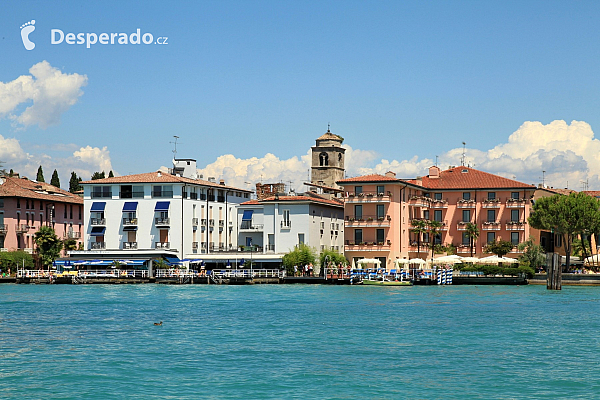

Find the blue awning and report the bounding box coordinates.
[122,202,138,211]
[123,226,138,231]
[155,201,170,211]
[90,202,106,212]
[165,257,182,266]
[90,227,106,236]
[242,210,254,221]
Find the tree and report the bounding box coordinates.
[410,219,428,258]
[36,165,45,182]
[465,222,480,257]
[282,243,317,276]
[0,251,34,273]
[63,238,78,252]
[91,171,105,180]
[518,235,546,272]
[9,169,14,177]
[33,226,64,269]
[108,170,114,178]
[69,172,83,193]
[319,249,347,275]
[427,220,443,261]
[484,239,514,257]
[50,169,60,188]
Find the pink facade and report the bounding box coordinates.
[338,167,536,269]
[0,176,84,254]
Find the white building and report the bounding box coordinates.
[236,193,345,268]
[70,159,251,267]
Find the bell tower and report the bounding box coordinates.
[311,126,345,189]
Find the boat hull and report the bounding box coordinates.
[361,279,412,286]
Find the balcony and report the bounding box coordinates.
[506,199,527,208]
[482,221,501,230]
[123,242,138,249]
[408,195,431,207]
[155,217,170,226]
[65,231,81,239]
[430,199,448,208]
[24,248,34,254]
[409,218,429,227]
[240,221,264,231]
[0,224,8,234]
[192,242,199,250]
[217,196,225,203]
[345,215,391,227]
[505,221,527,230]
[219,220,224,227]
[281,220,292,229]
[345,191,392,204]
[456,222,471,231]
[457,199,476,208]
[344,240,392,251]
[218,242,225,251]
[90,218,106,226]
[90,242,106,250]
[192,218,198,226]
[155,242,170,249]
[123,218,138,226]
[201,242,207,251]
[201,218,207,226]
[15,224,29,234]
[209,219,215,227]
[482,199,502,208]
[266,244,275,252]
[209,243,215,251]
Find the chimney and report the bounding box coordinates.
[385,171,396,178]
[428,166,440,178]
[219,179,225,186]
[157,171,162,177]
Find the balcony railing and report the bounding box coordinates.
[209,219,215,227]
[345,215,390,222]
[155,218,170,225]
[201,243,207,251]
[266,244,275,252]
[192,218,198,226]
[505,221,527,230]
[430,199,448,208]
[201,218,207,226]
[192,242,199,249]
[482,221,501,230]
[218,242,225,251]
[65,231,81,239]
[209,243,215,251]
[457,199,476,208]
[506,199,527,208]
[345,191,392,203]
[123,218,138,226]
[217,196,225,203]
[0,224,7,234]
[123,242,138,249]
[408,195,431,207]
[219,220,224,227]
[15,224,29,233]
[281,220,292,229]
[482,199,502,208]
[90,218,106,226]
[240,221,264,230]
[456,221,472,230]
[155,242,170,249]
[90,242,106,250]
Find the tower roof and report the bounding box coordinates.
[316,129,343,143]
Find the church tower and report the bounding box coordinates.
[311,127,345,189]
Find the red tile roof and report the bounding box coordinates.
[81,171,249,192]
[411,167,534,190]
[241,195,343,207]
[0,176,83,204]
[337,174,401,184]
[583,190,600,197]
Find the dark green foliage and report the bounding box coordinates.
[484,239,514,257]
[465,222,480,257]
[0,251,34,272]
[455,263,534,278]
[108,170,114,178]
[33,226,63,267]
[282,243,317,275]
[63,238,78,252]
[319,249,347,270]
[69,172,82,193]
[50,169,60,188]
[36,165,45,182]
[518,236,546,270]
[91,171,105,180]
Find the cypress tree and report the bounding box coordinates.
[36,166,45,182]
[108,170,114,178]
[50,169,60,188]
[69,172,82,193]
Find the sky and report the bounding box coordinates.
[2,0,600,192]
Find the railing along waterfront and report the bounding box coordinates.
[211,269,285,278]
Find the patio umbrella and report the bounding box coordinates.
[584,254,600,264]
[357,258,381,265]
[432,255,462,264]
[409,258,426,264]
[394,258,410,266]
[460,257,480,263]
[351,258,356,269]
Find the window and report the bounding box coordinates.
[511,232,519,245]
[120,185,144,198]
[462,232,470,246]
[376,229,385,243]
[377,185,385,194]
[319,152,329,166]
[282,209,291,227]
[434,193,442,200]
[69,204,73,219]
[555,234,562,248]
[376,204,385,219]
[434,233,442,245]
[463,192,471,200]
[434,210,442,222]
[423,210,430,220]
[487,232,496,244]
[26,200,29,209]
[40,201,43,210]
[92,186,112,198]
[16,198,20,208]
[298,233,305,245]
[487,209,496,223]
[511,209,520,222]
[511,192,520,200]
[78,206,82,219]
[0,198,5,208]
[354,205,363,219]
[63,205,67,218]
[152,185,173,198]
[487,192,496,200]
[354,186,363,194]
[462,209,471,223]
[354,229,363,244]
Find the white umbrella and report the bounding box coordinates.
[357,258,381,265]
[584,254,600,264]
[460,257,480,263]
[480,256,518,264]
[351,258,356,269]
[432,255,462,264]
[409,258,426,264]
[499,256,519,264]
[394,258,410,265]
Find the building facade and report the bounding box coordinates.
[0,175,84,253]
[311,128,345,189]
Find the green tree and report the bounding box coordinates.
[0,251,34,273]
[518,235,546,271]
[91,171,106,180]
[9,169,14,177]
[69,172,83,193]
[108,170,114,178]
[465,222,480,257]
[282,243,317,276]
[319,249,347,275]
[36,165,45,182]
[33,226,64,269]
[484,239,514,257]
[427,220,443,261]
[63,238,78,252]
[50,169,60,188]
[410,219,428,258]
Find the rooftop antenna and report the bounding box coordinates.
[327,122,330,132]
[435,155,438,167]
[460,142,466,166]
[581,179,589,191]
[542,170,546,188]
[170,136,180,159]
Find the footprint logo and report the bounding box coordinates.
[20,20,35,50]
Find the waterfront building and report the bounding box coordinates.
[0,175,83,253]
[338,166,536,269]
[70,159,251,267]
[311,127,345,190]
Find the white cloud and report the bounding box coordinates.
[73,146,114,177]
[0,61,87,129]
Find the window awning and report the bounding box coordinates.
[165,257,182,265]
[123,226,138,231]
[122,202,138,211]
[90,227,106,236]
[155,201,170,211]
[242,210,254,221]
[91,202,106,212]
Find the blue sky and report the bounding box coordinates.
[2,1,600,190]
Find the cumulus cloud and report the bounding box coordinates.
[0,61,88,129]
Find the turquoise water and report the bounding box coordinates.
[1,284,599,399]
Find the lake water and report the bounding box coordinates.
[0,284,599,399]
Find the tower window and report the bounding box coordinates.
[319,152,329,166]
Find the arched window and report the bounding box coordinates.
[319,152,329,166]
[338,153,342,163]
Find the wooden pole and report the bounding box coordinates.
[547,252,561,290]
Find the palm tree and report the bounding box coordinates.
[427,220,443,262]
[465,222,480,257]
[410,219,428,258]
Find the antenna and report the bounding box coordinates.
[542,170,546,188]
[435,155,438,167]
[170,136,180,159]
[460,142,466,166]
[580,179,589,191]
[327,122,330,132]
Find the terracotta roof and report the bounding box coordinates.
[544,188,577,195]
[416,167,534,190]
[241,195,343,207]
[316,130,343,142]
[81,171,249,192]
[583,190,600,197]
[0,176,83,204]
[337,174,401,184]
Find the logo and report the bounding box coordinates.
[20,20,36,50]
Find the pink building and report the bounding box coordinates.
[338,166,536,269]
[0,176,84,253]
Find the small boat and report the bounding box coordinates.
[360,269,413,286]
[361,278,412,286]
